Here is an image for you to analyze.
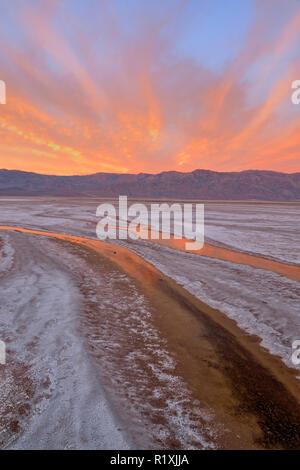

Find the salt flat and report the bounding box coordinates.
[0,198,299,449]
[0,198,299,367]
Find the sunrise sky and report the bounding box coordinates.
[0,0,299,175]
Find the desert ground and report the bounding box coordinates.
[0,198,299,449]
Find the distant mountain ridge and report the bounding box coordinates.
[0,169,299,201]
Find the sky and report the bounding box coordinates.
[0,0,299,175]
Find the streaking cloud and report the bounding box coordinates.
[0,0,299,175]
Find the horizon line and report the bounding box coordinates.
[1,168,300,178]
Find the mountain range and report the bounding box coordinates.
[0,169,299,201]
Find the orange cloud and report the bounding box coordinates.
[0,0,299,175]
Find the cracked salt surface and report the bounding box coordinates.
[0,198,299,447]
[47,240,217,449]
[0,233,216,449]
[0,198,299,371]
[119,238,300,372]
[0,232,130,449]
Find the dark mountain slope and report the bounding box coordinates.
[0,169,299,201]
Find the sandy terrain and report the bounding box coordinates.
[0,198,299,449]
